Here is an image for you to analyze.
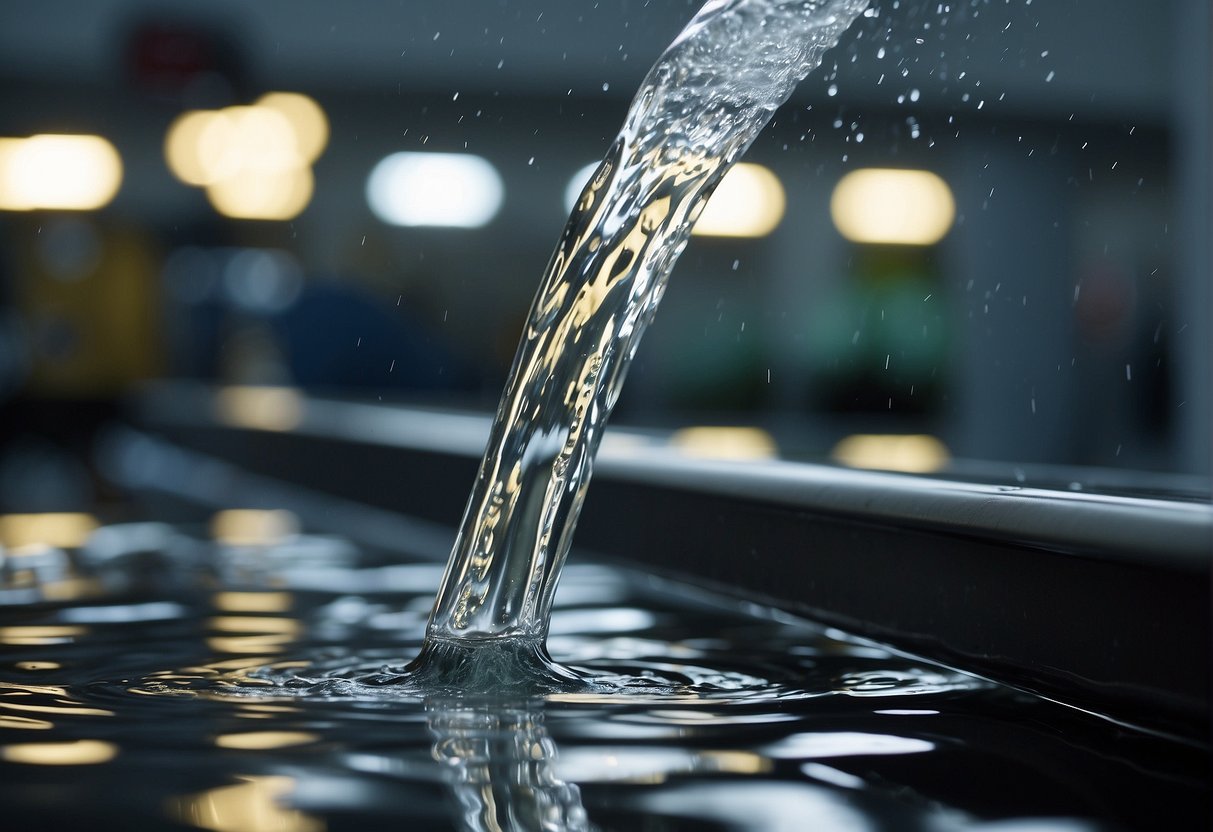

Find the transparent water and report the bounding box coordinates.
[1,2,1206,827]
[0,526,1205,830]
[427,0,871,655]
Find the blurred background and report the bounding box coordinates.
[0,0,1208,515]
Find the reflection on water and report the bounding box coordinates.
[214,731,318,750]
[0,520,1204,829]
[429,699,593,832]
[1,738,117,765]
[428,0,871,645]
[167,775,324,832]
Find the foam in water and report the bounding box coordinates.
[418,0,870,689]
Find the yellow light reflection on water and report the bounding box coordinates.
[167,775,324,832]
[208,617,301,635]
[206,616,301,656]
[210,510,300,546]
[692,163,786,238]
[205,637,293,655]
[0,625,87,646]
[215,386,305,432]
[0,715,54,730]
[830,168,955,246]
[2,739,117,765]
[831,434,950,474]
[0,135,123,211]
[0,513,98,548]
[213,592,294,613]
[670,426,778,460]
[215,731,317,750]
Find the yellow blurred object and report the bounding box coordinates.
[257,92,329,163]
[1,739,117,766]
[0,134,122,211]
[214,731,317,750]
[0,625,87,646]
[830,168,955,246]
[831,434,950,473]
[206,164,314,221]
[215,386,305,432]
[692,163,786,238]
[166,775,324,832]
[13,217,163,396]
[210,509,300,545]
[0,513,98,548]
[670,426,778,460]
[213,592,294,613]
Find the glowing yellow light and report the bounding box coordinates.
[164,102,318,220]
[831,434,950,473]
[215,731,317,750]
[670,426,778,460]
[692,163,786,238]
[699,750,773,774]
[0,625,86,646]
[830,168,955,246]
[165,110,221,186]
[210,509,299,546]
[0,715,54,730]
[366,151,503,227]
[0,139,27,208]
[166,775,324,832]
[0,134,122,211]
[257,92,328,163]
[206,164,314,221]
[204,106,300,179]
[215,385,305,432]
[205,636,293,655]
[213,592,294,613]
[2,739,117,765]
[208,617,301,635]
[0,513,98,548]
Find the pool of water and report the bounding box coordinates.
[0,523,1206,830]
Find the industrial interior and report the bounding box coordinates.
[0,0,1208,829]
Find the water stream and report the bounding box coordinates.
[418,0,871,688]
[1,3,1208,829]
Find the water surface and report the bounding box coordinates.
[0,526,1205,830]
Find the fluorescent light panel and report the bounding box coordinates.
[367,152,503,228]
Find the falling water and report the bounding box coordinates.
[417,0,871,684]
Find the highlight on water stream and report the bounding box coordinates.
[147,0,877,700]
[412,0,874,695]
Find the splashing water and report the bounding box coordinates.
[413,0,870,688]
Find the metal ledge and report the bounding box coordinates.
[129,384,1211,738]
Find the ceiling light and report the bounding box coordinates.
[367,151,504,228]
[830,168,955,246]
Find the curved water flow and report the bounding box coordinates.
[401,0,871,692]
